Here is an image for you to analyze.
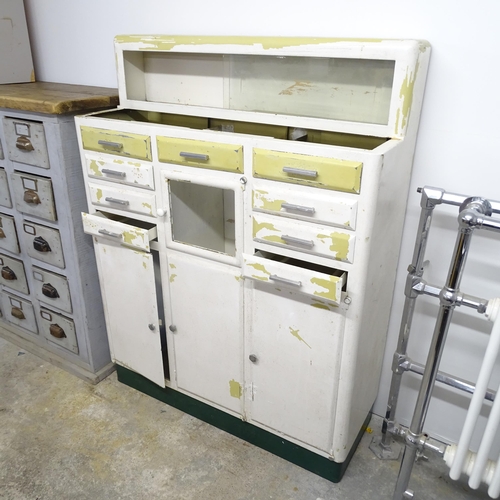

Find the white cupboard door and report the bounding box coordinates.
[168,251,243,414]
[247,281,345,453]
[92,235,165,387]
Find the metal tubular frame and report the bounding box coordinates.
[370,186,500,500]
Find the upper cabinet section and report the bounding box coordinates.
[114,36,430,139]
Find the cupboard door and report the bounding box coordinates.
[88,221,164,387]
[168,251,243,414]
[246,281,345,452]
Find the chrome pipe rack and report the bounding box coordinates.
[370,186,500,500]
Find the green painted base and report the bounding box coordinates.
[116,365,370,483]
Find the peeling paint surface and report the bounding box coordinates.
[289,327,311,349]
[317,232,351,261]
[253,190,287,212]
[311,275,341,303]
[229,379,242,399]
[169,274,177,283]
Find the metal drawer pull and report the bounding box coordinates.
[179,151,209,161]
[98,229,122,239]
[280,234,315,248]
[98,140,123,150]
[104,197,130,206]
[1,266,16,280]
[281,202,316,214]
[33,236,51,253]
[24,190,41,204]
[269,275,302,287]
[282,166,318,178]
[11,307,25,320]
[0,228,5,239]
[101,168,126,178]
[16,136,34,151]
[49,323,67,339]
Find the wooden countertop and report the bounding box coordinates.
[0,82,119,115]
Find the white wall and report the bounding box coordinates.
[23,0,500,450]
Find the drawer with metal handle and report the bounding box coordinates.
[0,214,20,254]
[80,126,152,161]
[82,212,157,251]
[253,148,363,194]
[88,182,156,217]
[252,212,355,263]
[0,254,29,294]
[0,168,12,208]
[32,266,72,313]
[157,136,243,173]
[38,307,78,354]
[1,292,38,334]
[22,221,65,269]
[11,172,57,221]
[85,153,155,190]
[252,182,358,229]
[3,118,50,169]
[243,252,346,306]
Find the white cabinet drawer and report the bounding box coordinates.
[1,292,38,334]
[32,266,72,314]
[85,153,155,190]
[3,118,50,169]
[39,307,79,354]
[22,221,65,269]
[82,212,157,251]
[0,214,20,254]
[243,253,345,306]
[253,183,358,229]
[11,172,57,221]
[0,253,28,294]
[252,213,355,263]
[88,182,156,217]
[0,168,12,208]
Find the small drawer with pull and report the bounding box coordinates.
[0,253,29,294]
[22,221,65,269]
[85,153,154,190]
[0,214,20,254]
[253,148,362,194]
[157,137,243,173]
[38,307,78,354]
[88,182,156,217]
[0,168,12,208]
[32,266,72,314]
[1,292,38,334]
[252,212,355,263]
[80,126,152,161]
[243,251,346,306]
[82,212,157,251]
[11,172,57,221]
[253,182,358,229]
[3,118,50,169]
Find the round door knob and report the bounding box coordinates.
[249,354,258,363]
[169,325,177,333]
[156,208,167,217]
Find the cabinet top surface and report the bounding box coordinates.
[0,82,119,115]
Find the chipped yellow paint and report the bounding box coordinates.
[112,159,124,164]
[229,379,242,399]
[169,274,177,283]
[252,218,283,243]
[157,137,243,173]
[115,35,386,51]
[253,149,362,194]
[142,202,152,213]
[169,263,176,269]
[279,81,314,96]
[142,262,147,269]
[89,159,103,177]
[121,229,145,247]
[253,190,287,212]
[289,327,311,349]
[234,275,243,282]
[310,300,331,311]
[80,126,152,161]
[395,61,419,135]
[96,188,103,202]
[317,232,351,261]
[248,262,270,275]
[311,275,342,303]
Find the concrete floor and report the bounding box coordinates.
[0,336,489,500]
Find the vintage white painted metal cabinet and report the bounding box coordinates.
[0,82,118,382]
[76,36,430,480]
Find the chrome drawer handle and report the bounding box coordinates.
[269,275,302,287]
[98,229,122,239]
[282,166,318,178]
[179,151,209,161]
[281,202,316,215]
[101,168,126,178]
[98,140,123,150]
[280,234,314,248]
[104,197,130,206]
